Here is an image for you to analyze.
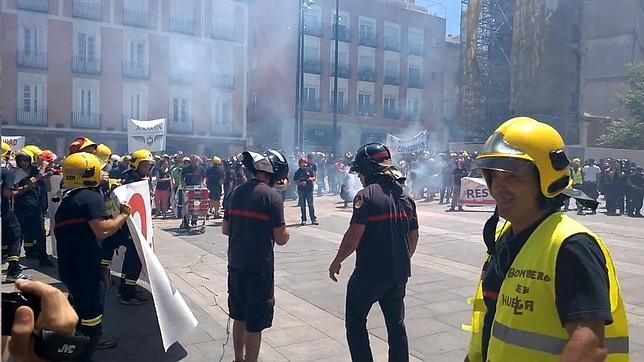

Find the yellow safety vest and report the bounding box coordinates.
[571,168,583,185]
[466,213,629,362]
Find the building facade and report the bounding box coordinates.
[1,0,248,156]
[247,0,451,154]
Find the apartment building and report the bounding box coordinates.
[1,0,248,156]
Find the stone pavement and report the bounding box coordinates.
[2,195,644,361]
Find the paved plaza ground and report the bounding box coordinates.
[3,195,644,361]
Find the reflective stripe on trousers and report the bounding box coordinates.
[492,321,629,355]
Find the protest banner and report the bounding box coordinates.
[385,130,428,154]
[111,180,197,351]
[127,118,166,153]
[459,177,496,206]
[2,136,26,152]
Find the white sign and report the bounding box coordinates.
[48,174,63,258]
[386,130,428,154]
[2,136,26,152]
[111,181,197,351]
[459,177,496,206]
[127,118,166,153]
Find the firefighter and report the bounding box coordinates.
[223,149,290,362]
[464,117,628,362]
[206,156,225,218]
[68,137,98,155]
[12,148,52,266]
[55,152,131,361]
[329,143,419,362]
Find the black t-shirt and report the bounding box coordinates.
[13,166,45,213]
[182,165,205,186]
[480,214,611,360]
[54,188,108,283]
[452,167,468,186]
[629,173,643,190]
[225,180,285,273]
[350,178,419,279]
[294,167,315,192]
[206,166,224,190]
[156,168,172,191]
[308,162,318,175]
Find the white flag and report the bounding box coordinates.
[127,119,166,153]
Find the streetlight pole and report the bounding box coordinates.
[294,0,302,152]
[299,5,305,152]
[332,0,339,158]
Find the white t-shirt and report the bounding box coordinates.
[584,165,601,182]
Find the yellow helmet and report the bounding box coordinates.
[212,156,222,165]
[68,137,97,155]
[96,144,112,167]
[15,148,36,164]
[475,117,571,198]
[129,149,155,170]
[23,145,42,159]
[62,152,102,188]
[1,142,11,160]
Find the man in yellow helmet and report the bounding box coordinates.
[206,156,225,218]
[55,152,131,361]
[464,117,628,362]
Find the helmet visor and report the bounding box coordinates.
[480,132,526,156]
[473,157,534,174]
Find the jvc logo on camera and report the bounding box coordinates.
[57,344,76,354]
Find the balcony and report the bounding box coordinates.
[331,25,351,42]
[16,108,47,126]
[359,32,377,47]
[212,73,234,89]
[211,23,235,41]
[303,99,321,112]
[408,74,424,88]
[170,16,194,35]
[168,120,193,134]
[303,59,322,74]
[328,100,349,114]
[123,8,149,28]
[122,62,149,80]
[357,103,375,116]
[72,111,100,129]
[409,43,424,55]
[331,63,351,78]
[18,0,48,12]
[358,66,375,82]
[385,40,401,52]
[17,50,47,69]
[169,67,194,84]
[303,22,323,37]
[384,73,400,85]
[73,0,101,20]
[72,56,101,75]
[384,108,401,119]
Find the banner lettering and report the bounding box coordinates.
[459,177,496,206]
[385,130,428,154]
[2,136,26,152]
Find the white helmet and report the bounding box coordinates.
[110,154,122,163]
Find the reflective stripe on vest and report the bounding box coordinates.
[493,321,629,355]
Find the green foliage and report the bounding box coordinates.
[620,63,644,120]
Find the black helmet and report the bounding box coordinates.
[241,150,290,190]
[265,149,289,191]
[350,143,392,176]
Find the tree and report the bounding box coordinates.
[598,63,644,149]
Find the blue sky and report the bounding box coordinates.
[416,0,462,36]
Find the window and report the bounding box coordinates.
[358,93,372,113]
[304,87,317,103]
[213,96,233,135]
[170,0,194,34]
[384,22,400,50]
[359,16,376,46]
[18,20,47,68]
[384,97,396,112]
[123,0,149,27]
[17,74,47,124]
[211,0,235,39]
[170,40,193,82]
[123,84,147,125]
[172,97,188,123]
[76,33,96,63]
[407,97,421,113]
[73,78,100,127]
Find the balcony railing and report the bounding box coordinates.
[17,50,47,69]
[16,108,47,126]
[408,75,424,88]
[170,16,194,35]
[169,67,194,84]
[73,0,101,20]
[328,100,349,114]
[72,111,101,129]
[384,73,400,85]
[385,40,401,52]
[303,99,321,112]
[409,43,424,55]
[211,23,235,40]
[168,120,193,134]
[18,0,48,12]
[357,103,375,116]
[359,32,377,47]
[213,73,234,89]
[331,25,351,42]
[384,108,401,119]
[331,64,351,78]
[303,59,321,74]
[122,62,149,79]
[358,67,375,82]
[303,22,323,37]
[72,56,101,75]
[123,8,149,28]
